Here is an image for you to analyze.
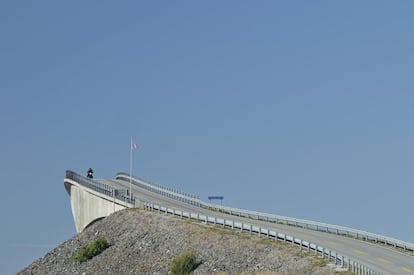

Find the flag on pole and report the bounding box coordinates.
[131,138,138,151]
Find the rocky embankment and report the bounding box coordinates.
[19,209,346,274]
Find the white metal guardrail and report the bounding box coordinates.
[116,172,414,255]
[143,202,380,275]
[205,204,414,254]
[116,172,201,206]
[66,170,136,205]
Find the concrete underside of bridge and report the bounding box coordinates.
[64,179,129,233]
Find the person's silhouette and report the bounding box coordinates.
[87,168,94,179]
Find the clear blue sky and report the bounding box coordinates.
[1,1,414,273]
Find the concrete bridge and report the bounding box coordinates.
[64,171,135,232]
[64,170,414,275]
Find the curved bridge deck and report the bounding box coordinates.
[65,170,414,275]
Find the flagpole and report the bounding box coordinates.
[129,136,133,204]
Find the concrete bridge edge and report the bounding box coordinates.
[64,178,133,233]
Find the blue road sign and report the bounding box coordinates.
[208,196,224,200]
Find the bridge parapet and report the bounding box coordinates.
[65,170,135,204]
[64,170,136,232]
[116,172,201,206]
[117,171,414,255]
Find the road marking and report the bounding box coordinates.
[377,258,391,264]
[401,267,414,273]
[352,248,366,255]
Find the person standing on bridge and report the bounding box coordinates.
[87,168,94,179]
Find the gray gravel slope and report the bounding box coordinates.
[18,209,345,275]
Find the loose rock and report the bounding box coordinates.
[18,209,341,275]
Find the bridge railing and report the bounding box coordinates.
[143,201,379,275]
[65,170,135,205]
[116,172,414,255]
[116,172,200,206]
[205,203,414,254]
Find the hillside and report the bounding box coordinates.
[18,209,348,274]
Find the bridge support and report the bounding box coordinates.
[64,178,134,233]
